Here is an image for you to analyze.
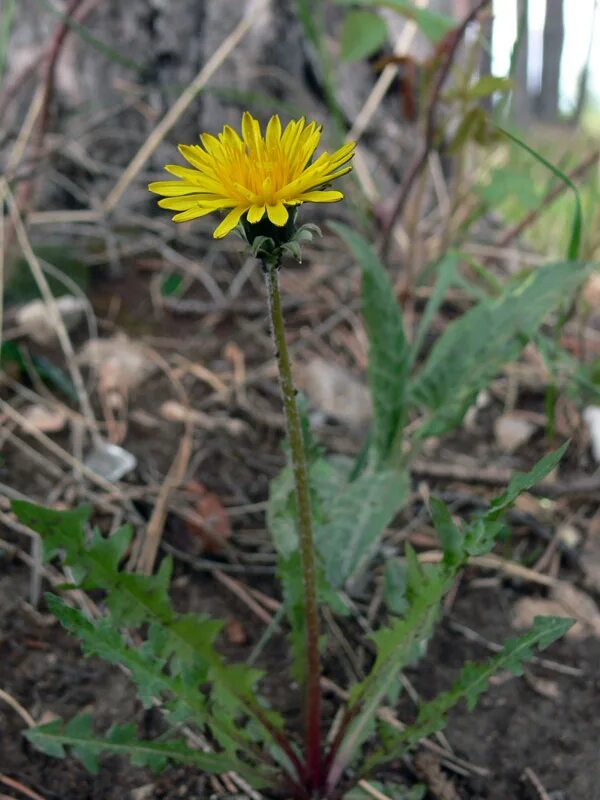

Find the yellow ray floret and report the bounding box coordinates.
[149,112,356,239]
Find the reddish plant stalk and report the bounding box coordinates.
[264,258,322,793]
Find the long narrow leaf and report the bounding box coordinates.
[409,260,594,436]
[496,126,583,261]
[331,222,409,466]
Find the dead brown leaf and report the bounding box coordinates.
[224,617,247,645]
[184,481,232,554]
[414,751,461,800]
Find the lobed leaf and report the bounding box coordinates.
[12,500,284,774]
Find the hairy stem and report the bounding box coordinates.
[264,257,322,792]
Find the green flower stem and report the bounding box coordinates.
[263,256,322,792]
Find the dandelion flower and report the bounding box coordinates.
[149,112,356,239]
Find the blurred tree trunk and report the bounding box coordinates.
[536,0,564,120]
[513,0,530,124]
[572,0,598,123]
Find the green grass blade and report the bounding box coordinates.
[330,222,409,467]
[496,126,583,261]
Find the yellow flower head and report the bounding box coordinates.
[149,112,356,239]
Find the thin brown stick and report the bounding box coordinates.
[379,0,492,259]
[0,690,36,729]
[0,775,46,800]
[5,183,100,441]
[522,767,552,800]
[135,347,193,575]
[212,569,274,626]
[411,456,600,499]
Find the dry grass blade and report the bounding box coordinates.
[4,183,100,443]
[134,347,194,575]
[0,400,113,493]
[0,689,36,728]
[0,774,46,800]
[522,767,552,800]
[5,86,44,175]
[356,780,393,800]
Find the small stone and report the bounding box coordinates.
[300,357,371,427]
[494,412,537,453]
[557,523,581,550]
[130,785,155,800]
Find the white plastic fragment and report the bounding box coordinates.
[583,406,600,463]
[84,441,137,482]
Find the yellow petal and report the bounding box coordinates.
[165,164,207,182]
[158,195,236,211]
[296,190,343,203]
[266,202,289,226]
[213,206,247,239]
[178,144,212,171]
[172,206,216,223]
[148,180,200,197]
[200,132,222,156]
[329,142,356,165]
[319,165,354,183]
[221,124,244,151]
[266,115,282,150]
[247,204,266,223]
[242,112,263,158]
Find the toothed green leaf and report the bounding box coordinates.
[363,616,574,776]
[25,714,233,775]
